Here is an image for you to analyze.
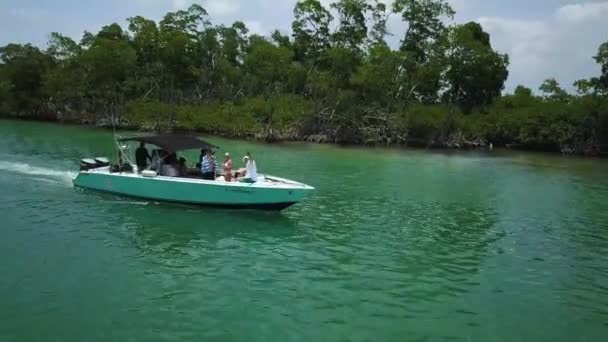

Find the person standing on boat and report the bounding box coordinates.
[242,152,258,183]
[223,152,233,182]
[200,149,216,180]
[198,148,206,168]
[150,149,160,171]
[135,142,151,173]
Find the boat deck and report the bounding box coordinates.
[84,166,314,190]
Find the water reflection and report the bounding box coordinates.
[101,199,300,255]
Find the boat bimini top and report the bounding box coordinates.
[118,134,218,153]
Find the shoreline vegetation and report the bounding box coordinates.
[1,0,607,155]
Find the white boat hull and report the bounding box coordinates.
[73,167,314,210]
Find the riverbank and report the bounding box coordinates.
[0,113,495,152]
[2,112,607,157]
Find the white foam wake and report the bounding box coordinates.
[0,161,76,184]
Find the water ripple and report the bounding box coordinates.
[2,120,608,341]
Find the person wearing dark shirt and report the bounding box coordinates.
[200,149,216,180]
[196,148,206,169]
[135,142,151,173]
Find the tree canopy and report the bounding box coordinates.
[0,0,607,154]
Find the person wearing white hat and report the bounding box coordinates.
[241,152,258,183]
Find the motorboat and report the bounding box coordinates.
[72,134,314,210]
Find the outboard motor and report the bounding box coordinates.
[94,157,110,167]
[80,158,98,171]
[80,157,110,171]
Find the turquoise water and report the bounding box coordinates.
[1,119,607,341]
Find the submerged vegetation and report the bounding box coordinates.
[0,0,607,154]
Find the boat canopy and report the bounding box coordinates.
[118,134,218,153]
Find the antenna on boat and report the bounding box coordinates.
[108,113,131,166]
[109,113,119,154]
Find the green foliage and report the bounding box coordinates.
[595,42,608,90]
[0,1,607,154]
[478,95,608,152]
[79,27,137,117]
[392,0,454,59]
[126,100,175,132]
[405,104,454,141]
[0,74,11,114]
[367,0,389,47]
[514,85,532,98]
[159,4,209,36]
[173,102,259,136]
[47,33,80,61]
[0,43,53,116]
[444,22,509,111]
[331,0,368,52]
[243,37,296,94]
[352,44,401,108]
[177,95,312,138]
[292,0,333,64]
[219,21,249,66]
[539,78,569,102]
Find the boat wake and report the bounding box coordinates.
[0,161,76,185]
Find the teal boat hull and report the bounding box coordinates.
[73,167,313,211]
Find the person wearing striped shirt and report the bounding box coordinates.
[200,149,216,180]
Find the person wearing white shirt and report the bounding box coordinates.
[242,153,258,183]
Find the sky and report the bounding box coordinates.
[1,0,607,92]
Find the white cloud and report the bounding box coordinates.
[478,17,552,89]
[168,0,240,15]
[7,7,50,19]
[244,20,266,36]
[205,0,241,16]
[173,0,189,10]
[448,0,465,14]
[477,2,608,91]
[555,2,608,23]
